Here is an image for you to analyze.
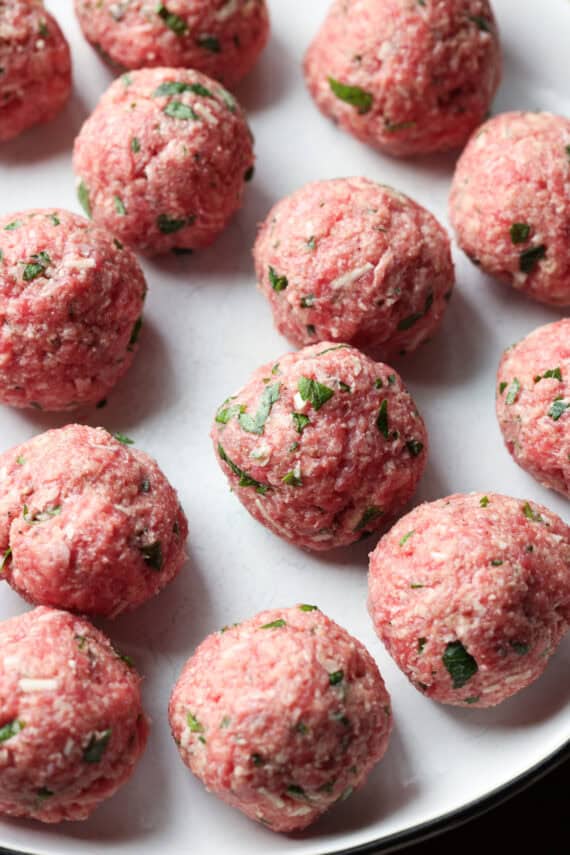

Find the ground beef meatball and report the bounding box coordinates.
[211,342,428,550]
[368,492,570,707]
[74,0,269,89]
[0,424,188,618]
[169,604,392,832]
[72,67,254,255]
[496,320,570,498]
[450,111,570,306]
[0,607,149,822]
[0,208,147,411]
[254,177,454,359]
[0,1,72,143]
[304,0,501,157]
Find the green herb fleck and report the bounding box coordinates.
[131,137,141,153]
[157,214,187,233]
[268,266,288,292]
[77,181,91,217]
[465,696,480,705]
[522,501,543,523]
[197,34,221,53]
[0,548,11,572]
[113,238,123,250]
[298,376,334,411]
[139,541,163,571]
[220,715,231,728]
[23,251,51,282]
[410,583,424,589]
[128,317,143,350]
[519,244,546,274]
[114,196,127,215]
[548,397,570,421]
[480,496,489,508]
[384,119,416,133]
[442,641,478,689]
[0,720,24,742]
[534,367,562,383]
[511,641,529,655]
[154,81,213,98]
[36,787,54,800]
[499,381,508,394]
[83,729,111,763]
[114,432,134,445]
[376,400,389,438]
[216,402,245,425]
[23,504,61,524]
[490,559,503,566]
[187,712,204,733]
[375,378,383,389]
[300,294,315,308]
[418,637,427,654]
[307,236,316,250]
[218,444,270,494]
[38,20,49,37]
[317,344,349,356]
[260,619,286,630]
[292,412,310,434]
[4,220,21,231]
[505,378,520,405]
[510,222,530,244]
[469,15,491,31]
[49,214,60,226]
[238,383,280,434]
[156,4,187,34]
[295,721,309,734]
[328,77,373,114]
[406,439,424,457]
[164,101,198,120]
[298,604,318,612]
[354,505,383,532]
[287,784,307,801]
[251,753,264,766]
[282,470,302,487]
[16,455,25,465]
[399,530,415,547]
[387,374,396,384]
[329,670,344,686]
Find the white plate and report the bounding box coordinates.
[0,1,569,853]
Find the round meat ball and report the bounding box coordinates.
[368,492,570,708]
[0,1,72,143]
[496,320,570,498]
[74,0,269,89]
[0,208,147,411]
[450,111,570,306]
[169,604,392,832]
[73,67,254,256]
[0,606,148,822]
[0,424,188,618]
[304,0,501,157]
[253,178,454,359]
[211,342,428,551]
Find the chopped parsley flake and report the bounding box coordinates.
[157,214,187,233]
[77,181,91,217]
[218,444,270,494]
[397,291,434,331]
[469,14,491,31]
[128,317,143,350]
[0,548,11,572]
[376,400,389,438]
[510,642,529,655]
[0,720,24,742]
[295,721,309,734]
[259,619,286,630]
[49,214,60,226]
[490,559,503,566]
[384,118,416,133]
[297,377,334,410]
[163,101,198,120]
[282,470,302,487]
[298,604,318,612]
[442,641,478,689]
[114,196,127,215]
[4,220,21,231]
[417,637,427,654]
[251,753,264,766]
[23,504,61,524]
[354,505,383,532]
[286,784,307,801]
[36,787,54,800]
[307,236,316,250]
[131,137,141,153]
[23,251,51,282]
[465,696,480,705]
[156,4,187,35]
[197,34,221,53]
[292,412,310,434]
[114,432,134,445]
[480,496,490,508]
[329,670,344,686]
[519,244,546,274]
[534,367,562,383]
[238,383,280,434]
[375,378,383,388]
[83,729,111,763]
[38,20,49,37]
[510,222,530,244]
[388,374,396,384]
[139,541,163,571]
[328,77,373,113]
[548,397,570,421]
[499,381,508,394]
[399,530,415,547]
[505,377,521,405]
[300,294,315,308]
[406,439,424,457]
[522,501,543,523]
[410,583,424,589]
[268,266,288,292]
[154,81,213,98]
[317,345,349,356]
[187,712,204,733]
[16,456,25,465]
[215,402,245,424]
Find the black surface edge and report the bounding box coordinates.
[0,740,568,855]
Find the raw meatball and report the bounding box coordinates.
[253,178,454,359]
[211,342,428,550]
[74,0,269,89]
[304,0,501,157]
[72,67,254,255]
[0,1,72,143]
[0,607,148,822]
[496,320,570,498]
[368,493,570,707]
[0,208,147,411]
[450,111,570,306]
[0,424,188,618]
[169,604,392,832]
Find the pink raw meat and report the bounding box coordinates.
[169,604,392,832]
[368,492,570,707]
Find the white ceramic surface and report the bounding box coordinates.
[0,1,569,853]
